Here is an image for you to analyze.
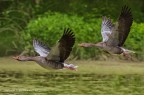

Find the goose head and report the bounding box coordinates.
[78,43,95,47]
[13,56,32,61]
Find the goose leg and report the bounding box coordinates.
[120,47,134,60]
[122,52,132,60]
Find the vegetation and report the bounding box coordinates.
[21,12,102,59]
[21,12,144,60]
[0,58,144,94]
[0,0,144,60]
[0,1,144,94]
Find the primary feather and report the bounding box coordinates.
[46,28,75,62]
[118,5,133,46]
[105,5,133,47]
[101,16,114,42]
[33,39,50,57]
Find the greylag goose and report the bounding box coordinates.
[79,5,134,57]
[13,28,77,70]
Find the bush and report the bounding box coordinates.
[125,22,144,60]
[21,12,102,59]
[0,7,31,56]
[21,12,144,60]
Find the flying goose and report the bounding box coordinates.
[13,28,77,70]
[79,5,134,57]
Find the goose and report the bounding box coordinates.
[13,28,78,70]
[79,5,134,57]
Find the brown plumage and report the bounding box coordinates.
[13,28,77,70]
[79,5,134,58]
[118,5,133,46]
[59,28,75,62]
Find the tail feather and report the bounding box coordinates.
[63,63,78,71]
[125,49,135,53]
[120,47,135,53]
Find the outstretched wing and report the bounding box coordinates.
[59,28,75,62]
[46,28,75,62]
[33,39,50,57]
[101,16,113,42]
[106,5,133,46]
[117,5,133,46]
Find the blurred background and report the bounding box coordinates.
[0,0,144,60]
[1,0,144,94]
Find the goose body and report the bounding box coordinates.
[13,28,77,70]
[79,5,134,57]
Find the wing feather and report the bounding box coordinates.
[33,39,50,57]
[118,5,133,46]
[101,16,113,42]
[46,28,75,62]
[59,28,75,62]
[106,5,133,46]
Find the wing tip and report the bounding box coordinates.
[102,16,113,29]
[63,28,75,38]
[119,5,133,24]
[121,5,132,16]
[33,39,39,45]
[33,39,36,46]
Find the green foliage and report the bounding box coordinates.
[21,12,144,60]
[0,0,144,60]
[125,22,144,60]
[0,0,35,56]
[22,12,102,59]
[1,59,144,95]
[32,0,144,22]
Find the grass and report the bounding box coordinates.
[0,57,144,95]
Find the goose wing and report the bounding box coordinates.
[46,28,75,62]
[101,16,114,42]
[106,5,133,46]
[33,39,50,57]
[117,5,133,46]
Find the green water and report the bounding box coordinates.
[0,72,144,95]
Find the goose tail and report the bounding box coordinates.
[63,63,78,71]
[120,47,135,54]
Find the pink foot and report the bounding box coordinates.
[122,52,132,60]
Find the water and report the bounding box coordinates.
[0,71,144,95]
